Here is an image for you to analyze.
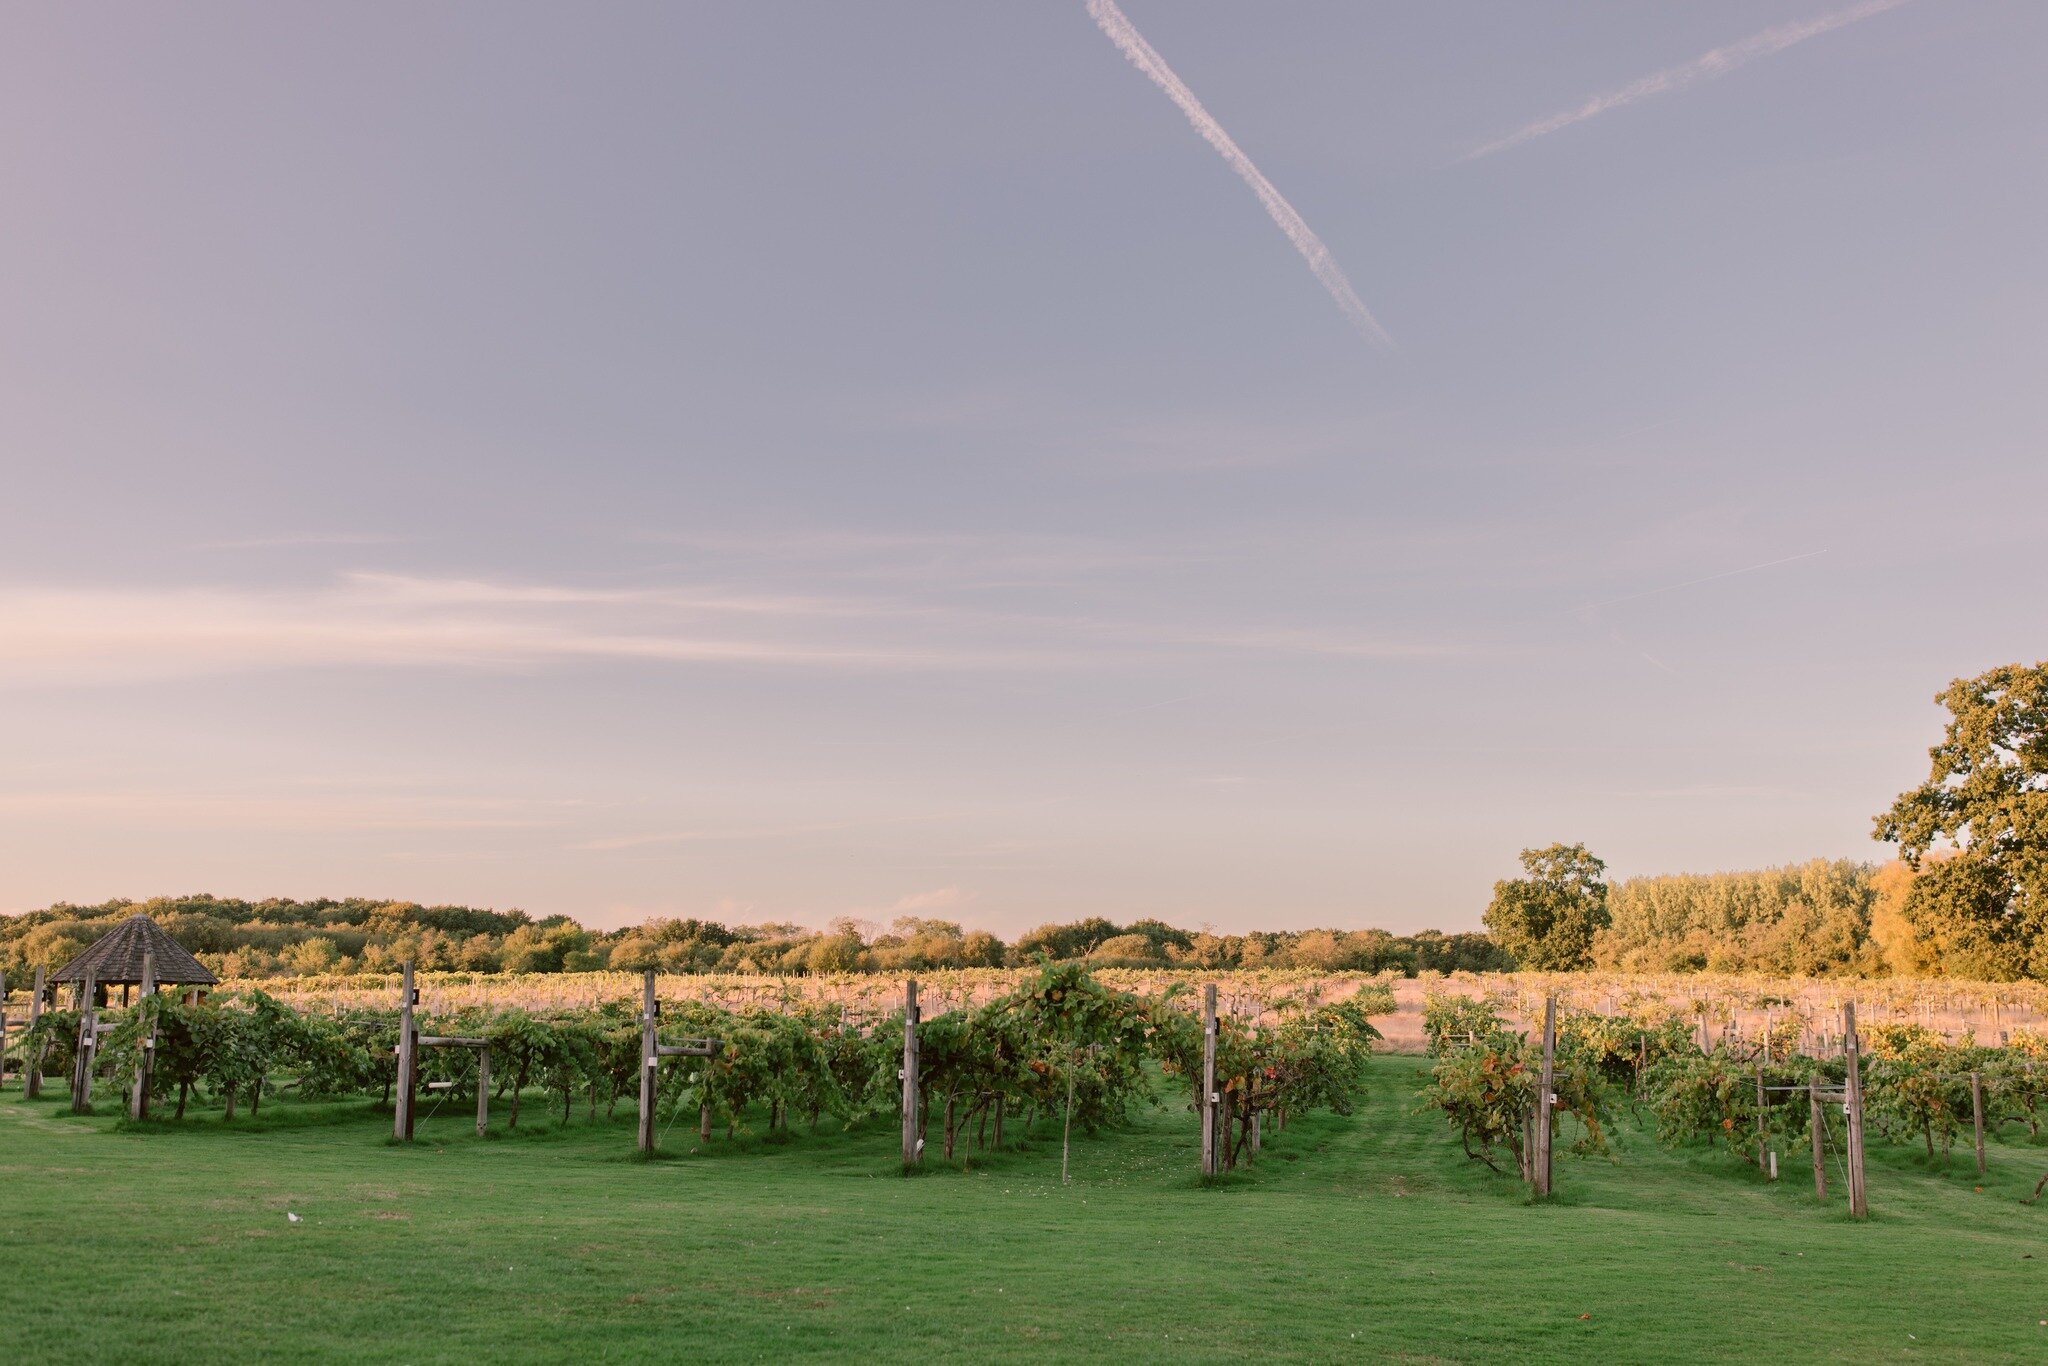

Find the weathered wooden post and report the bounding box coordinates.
[1200,984,1218,1179]
[475,1047,491,1138]
[0,968,8,1090]
[71,970,99,1113]
[1809,1077,1827,1200]
[1842,1002,1867,1219]
[1970,1071,1986,1176]
[129,952,157,1121]
[629,982,719,1154]
[901,979,921,1167]
[393,961,417,1141]
[1755,1065,1768,1172]
[1532,995,1557,1197]
[638,969,660,1154]
[24,966,46,1098]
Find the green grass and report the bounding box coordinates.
[4,1057,2046,1363]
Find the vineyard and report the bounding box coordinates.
[5,962,1392,1173]
[6,965,2048,1360]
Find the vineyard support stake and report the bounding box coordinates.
[1971,1071,1986,1176]
[475,1046,490,1138]
[901,978,920,1167]
[393,961,417,1141]
[1200,983,1218,1179]
[636,969,720,1154]
[1755,1065,1767,1173]
[1810,1077,1826,1201]
[1532,995,1556,1198]
[638,969,659,1153]
[1843,1002,1868,1219]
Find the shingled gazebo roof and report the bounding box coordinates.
[50,914,219,987]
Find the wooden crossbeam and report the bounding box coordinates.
[653,1040,719,1059]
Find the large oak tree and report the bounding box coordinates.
[1874,660,2048,980]
[1483,843,1609,970]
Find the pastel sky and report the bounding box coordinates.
[3,2,2043,935]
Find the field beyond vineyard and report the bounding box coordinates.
[5,1052,2047,1363]
[236,967,2048,1055]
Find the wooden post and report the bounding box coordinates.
[638,969,659,1154]
[901,979,921,1167]
[1532,995,1556,1197]
[393,961,416,1141]
[1755,1065,1768,1172]
[0,968,8,1089]
[476,1047,491,1138]
[1810,1077,1827,1200]
[129,951,157,1122]
[1970,1071,1986,1177]
[72,970,99,1113]
[1061,1058,1077,1184]
[1843,1003,1868,1219]
[24,966,45,1098]
[1200,984,1218,1179]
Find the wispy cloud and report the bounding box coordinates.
[0,574,1010,684]
[0,786,565,833]
[1463,0,1913,161]
[0,563,1461,685]
[1084,0,1392,348]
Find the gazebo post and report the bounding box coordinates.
[130,951,157,1122]
[72,969,99,1113]
[24,966,45,1098]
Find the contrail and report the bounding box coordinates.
[1085,0,1392,349]
[1463,0,1913,161]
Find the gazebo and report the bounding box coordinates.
[51,913,218,1007]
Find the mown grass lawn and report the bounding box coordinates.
[3,1055,2045,1362]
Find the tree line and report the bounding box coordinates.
[0,895,1509,982]
[1484,658,2046,981]
[6,657,2042,983]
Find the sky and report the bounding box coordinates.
[2,2,2044,936]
